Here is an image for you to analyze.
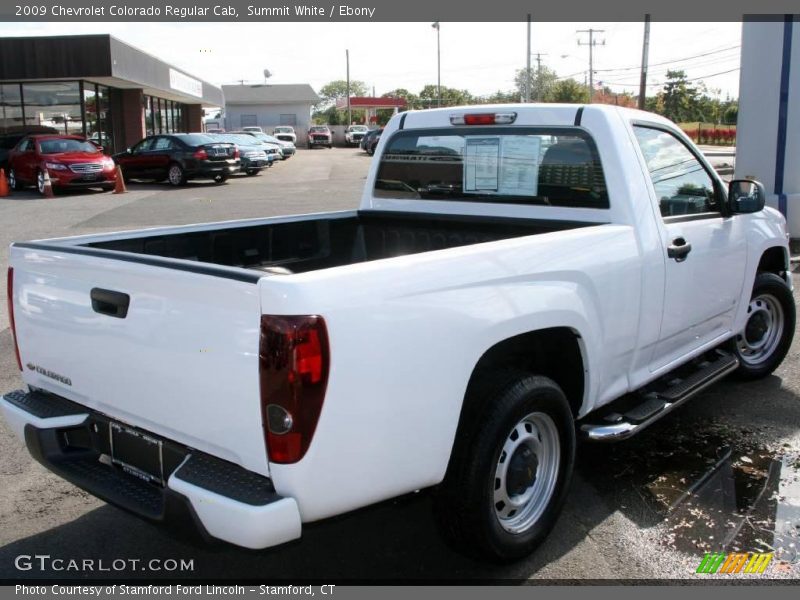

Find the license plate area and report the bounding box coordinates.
[109,422,164,486]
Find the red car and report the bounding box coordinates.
[8,135,117,196]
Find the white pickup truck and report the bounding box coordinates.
[2,104,795,562]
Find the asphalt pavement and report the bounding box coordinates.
[0,147,798,582]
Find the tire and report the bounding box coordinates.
[433,371,575,563]
[102,184,114,192]
[167,163,186,186]
[307,144,312,150]
[8,168,23,191]
[213,174,228,184]
[36,170,46,195]
[730,272,795,379]
[246,169,259,176]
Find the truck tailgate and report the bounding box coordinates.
[9,245,269,476]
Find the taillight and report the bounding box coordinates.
[193,148,208,160]
[450,112,517,125]
[7,268,22,371]
[259,315,329,464]
[233,147,240,159]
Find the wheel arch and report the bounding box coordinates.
[757,246,789,279]
[458,327,587,434]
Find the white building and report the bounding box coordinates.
[222,84,320,144]
[736,19,799,237]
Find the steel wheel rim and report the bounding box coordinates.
[737,293,784,365]
[493,411,560,534]
[168,166,182,185]
[37,171,45,193]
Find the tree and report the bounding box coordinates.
[661,70,700,123]
[317,79,369,110]
[482,90,519,104]
[382,88,419,110]
[544,79,589,103]
[514,65,558,102]
[418,84,474,108]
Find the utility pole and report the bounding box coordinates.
[346,49,351,125]
[638,15,651,110]
[525,14,531,102]
[432,22,441,107]
[533,53,548,101]
[577,28,605,103]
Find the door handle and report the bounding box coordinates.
[90,288,130,318]
[667,237,692,262]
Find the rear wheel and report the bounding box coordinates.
[434,371,575,562]
[213,174,228,184]
[246,169,259,176]
[8,168,23,191]
[167,163,186,186]
[731,272,795,379]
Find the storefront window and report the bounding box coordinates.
[144,95,154,136]
[166,100,174,133]
[96,86,112,151]
[83,84,98,140]
[174,103,183,132]
[0,83,23,134]
[21,82,83,135]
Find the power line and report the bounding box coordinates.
[593,44,741,73]
[602,67,740,88]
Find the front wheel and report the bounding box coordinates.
[167,163,186,186]
[731,272,795,379]
[213,174,228,184]
[434,371,575,562]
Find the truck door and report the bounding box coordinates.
[632,125,747,371]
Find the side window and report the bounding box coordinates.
[152,137,173,151]
[633,126,719,218]
[132,138,153,153]
[17,138,31,151]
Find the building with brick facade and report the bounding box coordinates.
[0,34,223,154]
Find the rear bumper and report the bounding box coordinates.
[0,389,302,550]
[187,162,240,178]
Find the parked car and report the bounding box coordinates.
[260,133,295,159]
[365,128,383,155]
[229,131,286,161]
[360,127,380,152]
[7,134,117,195]
[209,133,271,175]
[205,128,225,134]
[242,126,264,133]
[113,133,239,186]
[272,126,297,145]
[345,125,369,147]
[3,105,792,563]
[308,125,333,149]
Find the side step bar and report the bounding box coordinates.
[581,351,739,442]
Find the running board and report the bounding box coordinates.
[580,350,739,442]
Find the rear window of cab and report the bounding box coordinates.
[374,127,609,208]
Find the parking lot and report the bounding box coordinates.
[0,147,798,581]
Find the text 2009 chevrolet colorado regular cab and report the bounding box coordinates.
[2,105,795,562]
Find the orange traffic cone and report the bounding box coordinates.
[42,170,55,198]
[113,165,127,194]
[0,169,9,197]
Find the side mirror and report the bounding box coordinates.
[126,147,132,154]
[728,179,766,214]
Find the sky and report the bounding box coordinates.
[0,21,743,104]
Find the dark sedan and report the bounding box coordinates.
[364,128,383,156]
[113,133,239,186]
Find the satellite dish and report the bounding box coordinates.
[263,69,272,80]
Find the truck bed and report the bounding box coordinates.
[81,211,593,275]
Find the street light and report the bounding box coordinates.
[432,22,441,107]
